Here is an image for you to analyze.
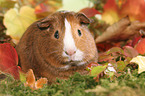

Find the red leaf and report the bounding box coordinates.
[96,43,114,52]
[103,0,119,12]
[0,43,19,80]
[79,8,100,18]
[119,0,145,22]
[132,36,141,47]
[135,38,145,55]
[35,3,48,14]
[123,46,138,58]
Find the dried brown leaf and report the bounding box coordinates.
[95,16,145,43]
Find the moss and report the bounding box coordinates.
[0,71,145,96]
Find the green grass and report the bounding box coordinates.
[0,69,145,96]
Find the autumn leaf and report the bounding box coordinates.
[116,61,126,72]
[24,69,35,89]
[91,65,107,78]
[0,43,19,80]
[35,78,48,89]
[123,46,138,58]
[95,16,145,43]
[0,0,16,9]
[96,42,114,52]
[107,47,124,55]
[24,69,47,90]
[102,0,120,24]
[35,0,62,18]
[3,6,36,44]
[90,65,107,82]
[79,8,100,18]
[130,56,145,74]
[102,0,145,24]
[119,0,145,22]
[134,38,145,55]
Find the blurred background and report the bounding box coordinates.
[0,0,145,45]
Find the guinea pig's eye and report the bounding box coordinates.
[54,30,59,39]
[78,29,82,36]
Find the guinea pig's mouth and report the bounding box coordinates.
[60,60,87,70]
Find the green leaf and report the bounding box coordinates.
[117,61,126,72]
[3,6,36,44]
[91,65,107,76]
[107,47,124,55]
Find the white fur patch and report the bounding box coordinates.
[63,18,84,61]
[63,18,76,51]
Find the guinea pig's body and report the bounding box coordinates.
[16,11,98,84]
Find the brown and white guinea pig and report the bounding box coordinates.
[16,11,98,84]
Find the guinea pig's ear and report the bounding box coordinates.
[37,18,53,30]
[76,13,93,25]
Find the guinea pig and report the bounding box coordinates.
[16,11,98,84]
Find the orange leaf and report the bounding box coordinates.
[25,69,35,89]
[24,69,48,90]
[135,38,145,55]
[35,78,48,89]
[119,0,145,22]
[102,0,120,24]
[0,43,19,80]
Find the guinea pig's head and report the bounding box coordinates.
[36,11,98,70]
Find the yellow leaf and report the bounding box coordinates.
[3,6,36,44]
[130,56,145,74]
[102,10,120,25]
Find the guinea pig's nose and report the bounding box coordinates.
[65,50,76,56]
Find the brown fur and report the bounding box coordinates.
[16,11,98,84]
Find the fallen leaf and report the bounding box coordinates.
[132,36,142,47]
[35,78,48,89]
[86,62,100,71]
[96,42,114,52]
[119,0,145,22]
[91,65,107,77]
[79,8,100,18]
[25,69,35,89]
[35,0,62,18]
[102,0,120,24]
[98,53,114,62]
[123,46,138,58]
[3,6,36,44]
[0,0,16,8]
[107,47,124,55]
[117,61,126,72]
[102,0,145,24]
[95,16,145,43]
[24,69,47,90]
[130,56,145,74]
[134,38,145,55]
[0,43,19,80]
